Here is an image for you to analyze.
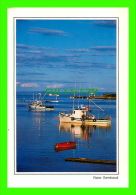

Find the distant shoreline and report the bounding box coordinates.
[70,93,116,100]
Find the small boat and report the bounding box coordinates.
[49,94,59,97]
[28,93,54,111]
[50,100,59,103]
[55,145,76,152]
[28,101,54,111]
[54,141,76,148]
[45,95,59,103]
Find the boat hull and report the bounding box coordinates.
[29,105,54,111]
[55,145,76,152]
[54,141,76,148]
[59,114,111,126]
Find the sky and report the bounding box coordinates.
[16,19,116,92]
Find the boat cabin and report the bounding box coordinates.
[72,109,87,118]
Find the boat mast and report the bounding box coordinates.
[38,93,42,102]
[78,84,81,109]
[72,95,74,111]
[88,98,90,110]
[72,83,76,111]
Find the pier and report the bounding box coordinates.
[65,158,116,165]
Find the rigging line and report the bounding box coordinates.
[89,99,104,112]
[41,93,46,100]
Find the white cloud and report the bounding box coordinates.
[45,83,64,88]
[20,83,39,88]
[29,27,69,37]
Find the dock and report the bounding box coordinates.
[65,158,116,165]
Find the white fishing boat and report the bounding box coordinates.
[28,100,54,111]
[28,93,54,111]
[59,99,111,126]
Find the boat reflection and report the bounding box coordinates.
[31,112,47,135]
[59,123,111,139]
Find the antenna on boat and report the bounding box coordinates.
[72,97,74,111]
[87,98,90,110]
[38,93,41,101]
[33,92,34,101]
[78,83,81,109]
[72,82,76,111]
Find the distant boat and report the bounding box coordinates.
[28,93,54,111]
[54,141,76,148]
[49,94,59,97]
[28,101,54,111]
[46,95,59,103]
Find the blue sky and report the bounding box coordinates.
[16,19,116,92]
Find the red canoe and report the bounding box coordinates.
[54,141,76,148]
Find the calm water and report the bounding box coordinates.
[17,92,116,172]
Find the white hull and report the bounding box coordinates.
[59,115,111,126]
[49,101,58,103]
[29,105,54,111]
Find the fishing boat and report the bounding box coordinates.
[49,94,59,97]
[28,93,54,111]
[59,99,111,125]
[46,95,59,103]
[28,100,54,111]
[54,141,76,148]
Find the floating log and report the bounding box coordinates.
[65,158,116,165]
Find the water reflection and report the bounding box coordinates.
[59,123,111,140]
[30,112,46,136]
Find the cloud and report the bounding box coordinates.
[16,43,116,70]
[66,46,116,56]
[45,83,64,88]
[17,71,47,76]
[92,20,116,27]
[67,48,90,52]
[78,70,85,74]
[16,82,20,85]
[16,44,32,49]
[80,52,115,56]
[90,46,116,56]
[29,27,69,37]
[91,46,116,52]
[20,83,39,87]
[16,51,80,66]
[16,44,57,51]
